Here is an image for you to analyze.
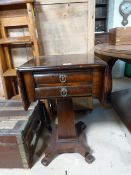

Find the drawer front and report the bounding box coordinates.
[34,71,92,85]
[35,84,92,98]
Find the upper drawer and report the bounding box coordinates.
[33,71,92,85]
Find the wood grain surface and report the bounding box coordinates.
[95,43,131,60]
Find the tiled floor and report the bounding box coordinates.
[0,78,131,175]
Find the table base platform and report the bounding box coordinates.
[41,122,95,166]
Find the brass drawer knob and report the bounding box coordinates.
[59,74,67,83]
[60,88,68,97]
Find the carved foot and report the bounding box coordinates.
[85,153,95,164]
[41,152,56,166]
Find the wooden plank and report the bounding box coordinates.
[3,69,16,77]
[0,36,32,44]
[0,0,34,5]
[27,2,40,59]
[35,0,89,5]
[1,16,28,27]
[87,0,95,63]
[35,1,95,61]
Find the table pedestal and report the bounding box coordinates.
[41,98,95,166]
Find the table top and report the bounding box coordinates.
[95,43,131,60]
[17,54,107,72]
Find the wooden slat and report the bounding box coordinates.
[0,36,32,44]
[87,0,95,63]
[35,0,90,5]
[1,16,28,27]
[0,0,34,5]
[3,69,16,77]
[0,9,27,18]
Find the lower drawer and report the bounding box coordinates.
[35,84,92,98]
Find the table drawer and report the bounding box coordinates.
[34,71,92,85]
[35,84,92,98]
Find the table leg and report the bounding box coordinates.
[41,98,95,166]
[106,58,117,100]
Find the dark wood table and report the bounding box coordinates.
[95,43,131,132]
[95,43,131,95]
[17,54,108,166]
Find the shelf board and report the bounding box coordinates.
[96,3,108,7]
[3,69,17,77]
[95,17,107,20]
[0,36,32,45]
[95,31,107,34]
[0,0,33,5]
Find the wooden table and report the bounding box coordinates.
[95,43,131,96]
[17,54,108,166]
[95,43,131,132]
[95,43,131,62]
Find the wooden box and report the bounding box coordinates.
[0,100,43,168]
[109,27,131,45]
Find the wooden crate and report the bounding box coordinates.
[0,100,44,168]
[109,27,131,45]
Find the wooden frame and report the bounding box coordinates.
[0,0,40,99]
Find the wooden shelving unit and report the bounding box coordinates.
[95,0,108,33]
[0,0,40,99]
[95,0,109,45]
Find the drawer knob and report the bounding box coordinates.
[59,74,67,83]
[60,88,68,97]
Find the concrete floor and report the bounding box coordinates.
[0,78,131,175]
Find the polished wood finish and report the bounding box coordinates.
[57,98,76,139]
[35,84,92,99]
[109,27,131,45]
[95,43,131,95]
[34,71,92,85]
[95,43,131,62]
[112,89,131,132]
[17,54,108,110]
[17,54,108,166]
